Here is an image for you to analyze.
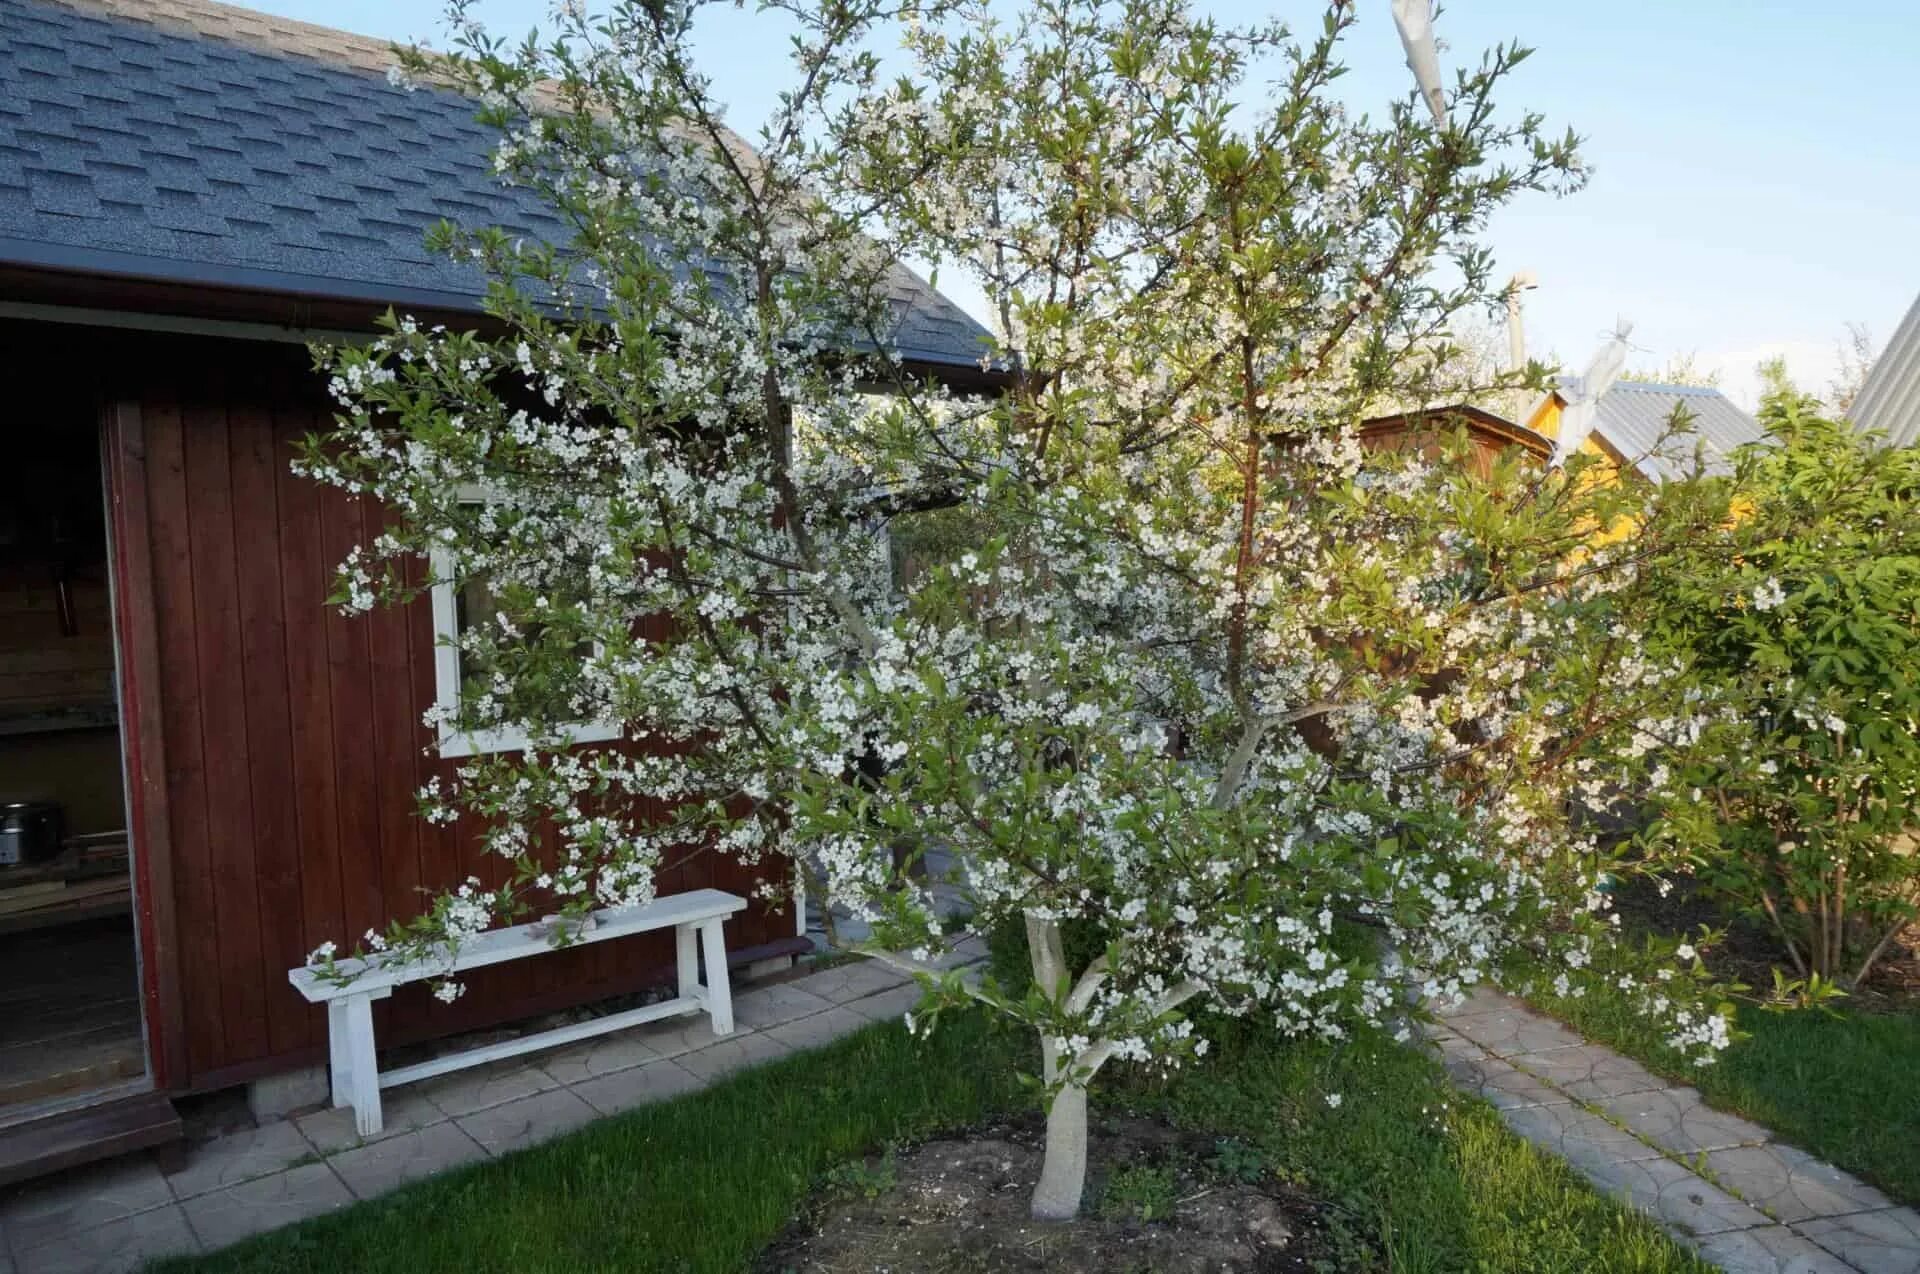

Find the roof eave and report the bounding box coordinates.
[1357,403,1555,458]
[0,237,490,319]
[0,238,1012,388]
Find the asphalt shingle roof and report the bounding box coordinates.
[1590,381,1769,480]
[0,0,995,370]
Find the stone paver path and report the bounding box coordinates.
[1434,987,1920,1274]
[0,943,977,1274]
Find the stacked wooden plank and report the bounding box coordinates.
[0,833,130,933]
[0,1095,182,1187]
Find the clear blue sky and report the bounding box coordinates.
[254,0,1920,406]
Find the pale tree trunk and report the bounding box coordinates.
[1032,1078,1090,1221]
[1017,915,1210,1221]
[1024,912,1089,1221]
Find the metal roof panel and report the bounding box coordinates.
[1850,291,1920,447]
[1591,381,1769,480]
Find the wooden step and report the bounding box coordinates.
[0,1092,182,1187]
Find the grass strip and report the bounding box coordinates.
[157,1008,1711,1273]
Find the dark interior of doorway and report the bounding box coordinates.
[0,420,143,1120]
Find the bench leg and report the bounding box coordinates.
[698,918,733,1036]
[342,994,384,1137]
[327,1001,353,1109]
[675,922,699,1003]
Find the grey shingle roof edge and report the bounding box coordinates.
[0,0,996,372]
[1590,381,1770,481]
[0,235,493,314]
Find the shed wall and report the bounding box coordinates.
[85,328,791,1091]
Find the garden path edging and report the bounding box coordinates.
[1433,987,1920,1274]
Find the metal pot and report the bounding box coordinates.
[0,801,63,867]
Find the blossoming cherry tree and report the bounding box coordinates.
[306,0,1736,1220]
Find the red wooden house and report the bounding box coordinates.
[0,0,997,1179]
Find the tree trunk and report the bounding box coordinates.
[1031,1081,1089,1221]
[1024,912,1087,1220]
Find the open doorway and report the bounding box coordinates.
[0,421,145,1121]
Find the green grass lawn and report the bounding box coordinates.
[1116,1015,1712,1273]
[1530,980,1920,1208]
[153,1006,1711,1274]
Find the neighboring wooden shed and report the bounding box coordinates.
[1356,404,1554,476]
[0,0,999,1179]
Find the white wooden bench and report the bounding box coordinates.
[288,888,745,1135]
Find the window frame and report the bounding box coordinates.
[427,490,622,759]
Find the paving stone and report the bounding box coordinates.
[295,1088,446,1155]
[11,1201,198,1274]
[417,1060,559,1118]
[1703,1142,1894,1224]
[931,935,988,969]
[1441,1050,1572,1111]
[762,1004,870,1053]
[1692,1223,1858,1273]
[731,982,836,1030]
[1498,1101,1662,1175]
[1445,1005,1586,1058]
[571,1058,705,1116]
[1598,1086,1771,1157]
[794,958,911,1004]
[178,1162,352,1254]
[1508,1044,1666,1102]
[538,1030,664,1086]
[0,1155,175,1253]
[843,981,924,1024]
[163,1120,316,1200]
[328,1121,489,1199]
[456,1087,598,1157]
[626,1013,755,1060]
[1578,1153,1770,1237]
[1430,986,1919,1272]
[675,1028,795,1082]
[1431,985,1515,1019]
[1798,1207,1920,1274]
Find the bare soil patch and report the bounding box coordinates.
[754,1114,1352,1273]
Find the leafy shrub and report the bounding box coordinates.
[1647,396,1920,987]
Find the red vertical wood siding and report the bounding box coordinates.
[94,334,794,1090]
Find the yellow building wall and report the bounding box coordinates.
[1528,396,1562,439]
[1525,393,1636,545]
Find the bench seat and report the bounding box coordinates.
[288,888,746,1135]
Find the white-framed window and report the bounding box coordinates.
[428,492,621,759]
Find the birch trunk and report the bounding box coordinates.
[1031,1080,1090,1221]
[1025,912,1089,1220]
